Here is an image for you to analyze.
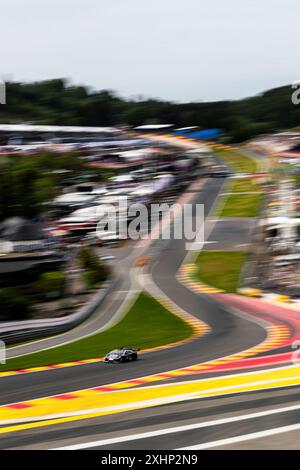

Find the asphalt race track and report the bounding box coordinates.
[0,179,265,403]
[3,385,300,449]
[1,175,300,450]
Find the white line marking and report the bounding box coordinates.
[179,423,300,449]
[52,402,300,450]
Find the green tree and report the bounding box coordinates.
[0,288,32,320]
[78,246,109,288]
[36,271,66,299]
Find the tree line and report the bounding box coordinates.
[0,151,112,220]
[0,79,299,141]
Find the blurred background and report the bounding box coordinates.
[1,0,300,342]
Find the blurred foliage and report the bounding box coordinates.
[78,245,110,288]
[83,268,104,289]
[35,271,66,300]
[0,288,32,320]
[0,151,104,220]
[78,245,94,267]
[0,79,299,141]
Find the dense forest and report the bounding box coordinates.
[1,79,300,142]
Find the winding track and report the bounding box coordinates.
[0,178,266,405]
[1,147,300,449]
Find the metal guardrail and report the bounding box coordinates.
[0,278,118,344]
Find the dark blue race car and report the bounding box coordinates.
[104,347,139,363]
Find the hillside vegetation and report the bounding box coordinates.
[0,79,299,142]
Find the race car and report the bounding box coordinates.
[104,347,139,363]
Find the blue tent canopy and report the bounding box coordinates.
[187,128,223,139]
[173,128,222,139]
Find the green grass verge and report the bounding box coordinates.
[0,293,193,372]
[218,192,262,217]
[193,251,246,292]
[213,149,262,216]
[293,174,300,186]
[216,149,258,174]
[227,177,260,193]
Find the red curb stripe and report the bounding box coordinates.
[94,386,116,392]
[7,403,33,409]
[128,379,147,385]
[54,394,78,400]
